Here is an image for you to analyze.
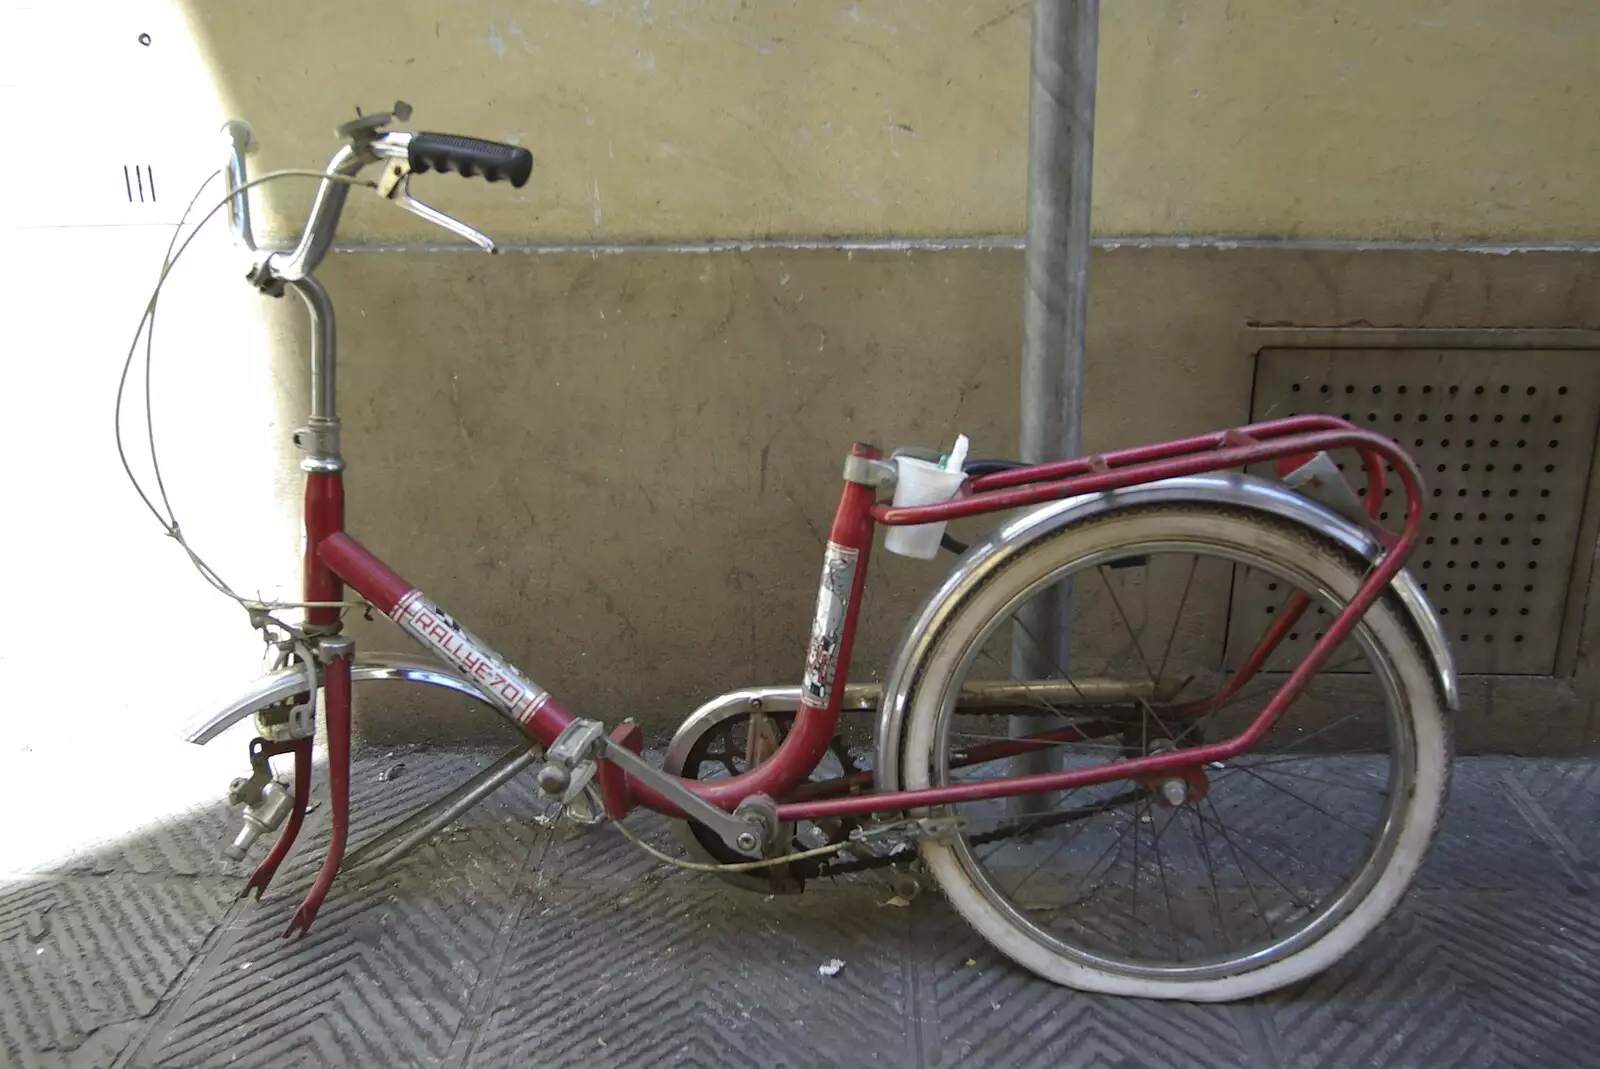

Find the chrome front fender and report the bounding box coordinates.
[180,653,495,744]
[872,472,1460,789]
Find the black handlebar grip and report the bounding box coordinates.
[408,133,533,188]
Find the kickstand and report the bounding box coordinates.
[283,637,353,938]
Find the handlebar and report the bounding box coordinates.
[408,133,532,186]
[221,111,531,279]
[222,120,258,252]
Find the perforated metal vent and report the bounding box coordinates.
[1233,348,1600,675]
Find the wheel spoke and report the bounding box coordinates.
[975,782,1119,865]
[966,790,1145,845]
[1228,765,1370,836]
[1019,795,1176,944]
[1189,806,1316,912]
[1047,798,1185,919]
[1155,554,1200,684]
[1188,798,1320,872]
[1201,707,1372,775]
[971,646,1084,723]
[1094,558,1189,752]
[1202,794,1276,941]
[1189,648,1371,745]
[1225,761,1389,796]
[1006,798,1120,897]
[1098,565,1159,685]
[947,728,1122,753]
[1148,802,1182,959]
[1000,614,1096,710]
[1186,805,1231,951]
[1047,802,1144,906]
[1130,794,1142,951]
[1242,750,1372,772]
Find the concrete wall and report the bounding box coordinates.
[183,0,1600,243]
[297,245,1600,749]
[124,2,1600,748]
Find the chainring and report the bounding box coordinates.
[664,710,872,892]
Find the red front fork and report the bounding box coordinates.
[284,638,352,937]
[246,471,352,936]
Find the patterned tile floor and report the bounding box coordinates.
[3,752,1597,1068]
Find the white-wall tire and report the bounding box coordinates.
[902,504,1451,1001]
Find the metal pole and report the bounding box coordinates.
[1011,0,1098,810]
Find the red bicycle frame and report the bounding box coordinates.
[272,413,1420,932]
[323,413,1417,814]
[317,441,884,815]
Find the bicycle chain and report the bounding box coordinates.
[798,788,1145,880]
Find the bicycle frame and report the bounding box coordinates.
[309,413,1424,827]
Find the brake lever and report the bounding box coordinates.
[376,159,496,252]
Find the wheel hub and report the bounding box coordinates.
[1132,737,1211,808]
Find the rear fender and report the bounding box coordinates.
[871,472,1459,790]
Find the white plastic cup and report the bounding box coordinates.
[884,457,968,559]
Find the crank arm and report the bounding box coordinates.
[596,736,768,858]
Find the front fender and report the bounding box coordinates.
[180,653,494,744]
[872,472,1459,789]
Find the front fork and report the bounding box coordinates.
[229,471,354,937]
[234,635,355,937]
[283,636,352,936]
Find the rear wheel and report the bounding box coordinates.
[901,503,1451,1001]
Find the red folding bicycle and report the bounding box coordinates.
[145,106,1455,1002]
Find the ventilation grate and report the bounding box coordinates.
[1232,348,1600,675]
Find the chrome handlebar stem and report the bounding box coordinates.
[217,115,489,469]
[221,123,416,467]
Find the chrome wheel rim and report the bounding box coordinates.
[930,534,1416,982]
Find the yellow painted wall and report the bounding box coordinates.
[15,2,1596,751]
[183,0,1600,243]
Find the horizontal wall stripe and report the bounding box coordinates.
[323,236,1600,257]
